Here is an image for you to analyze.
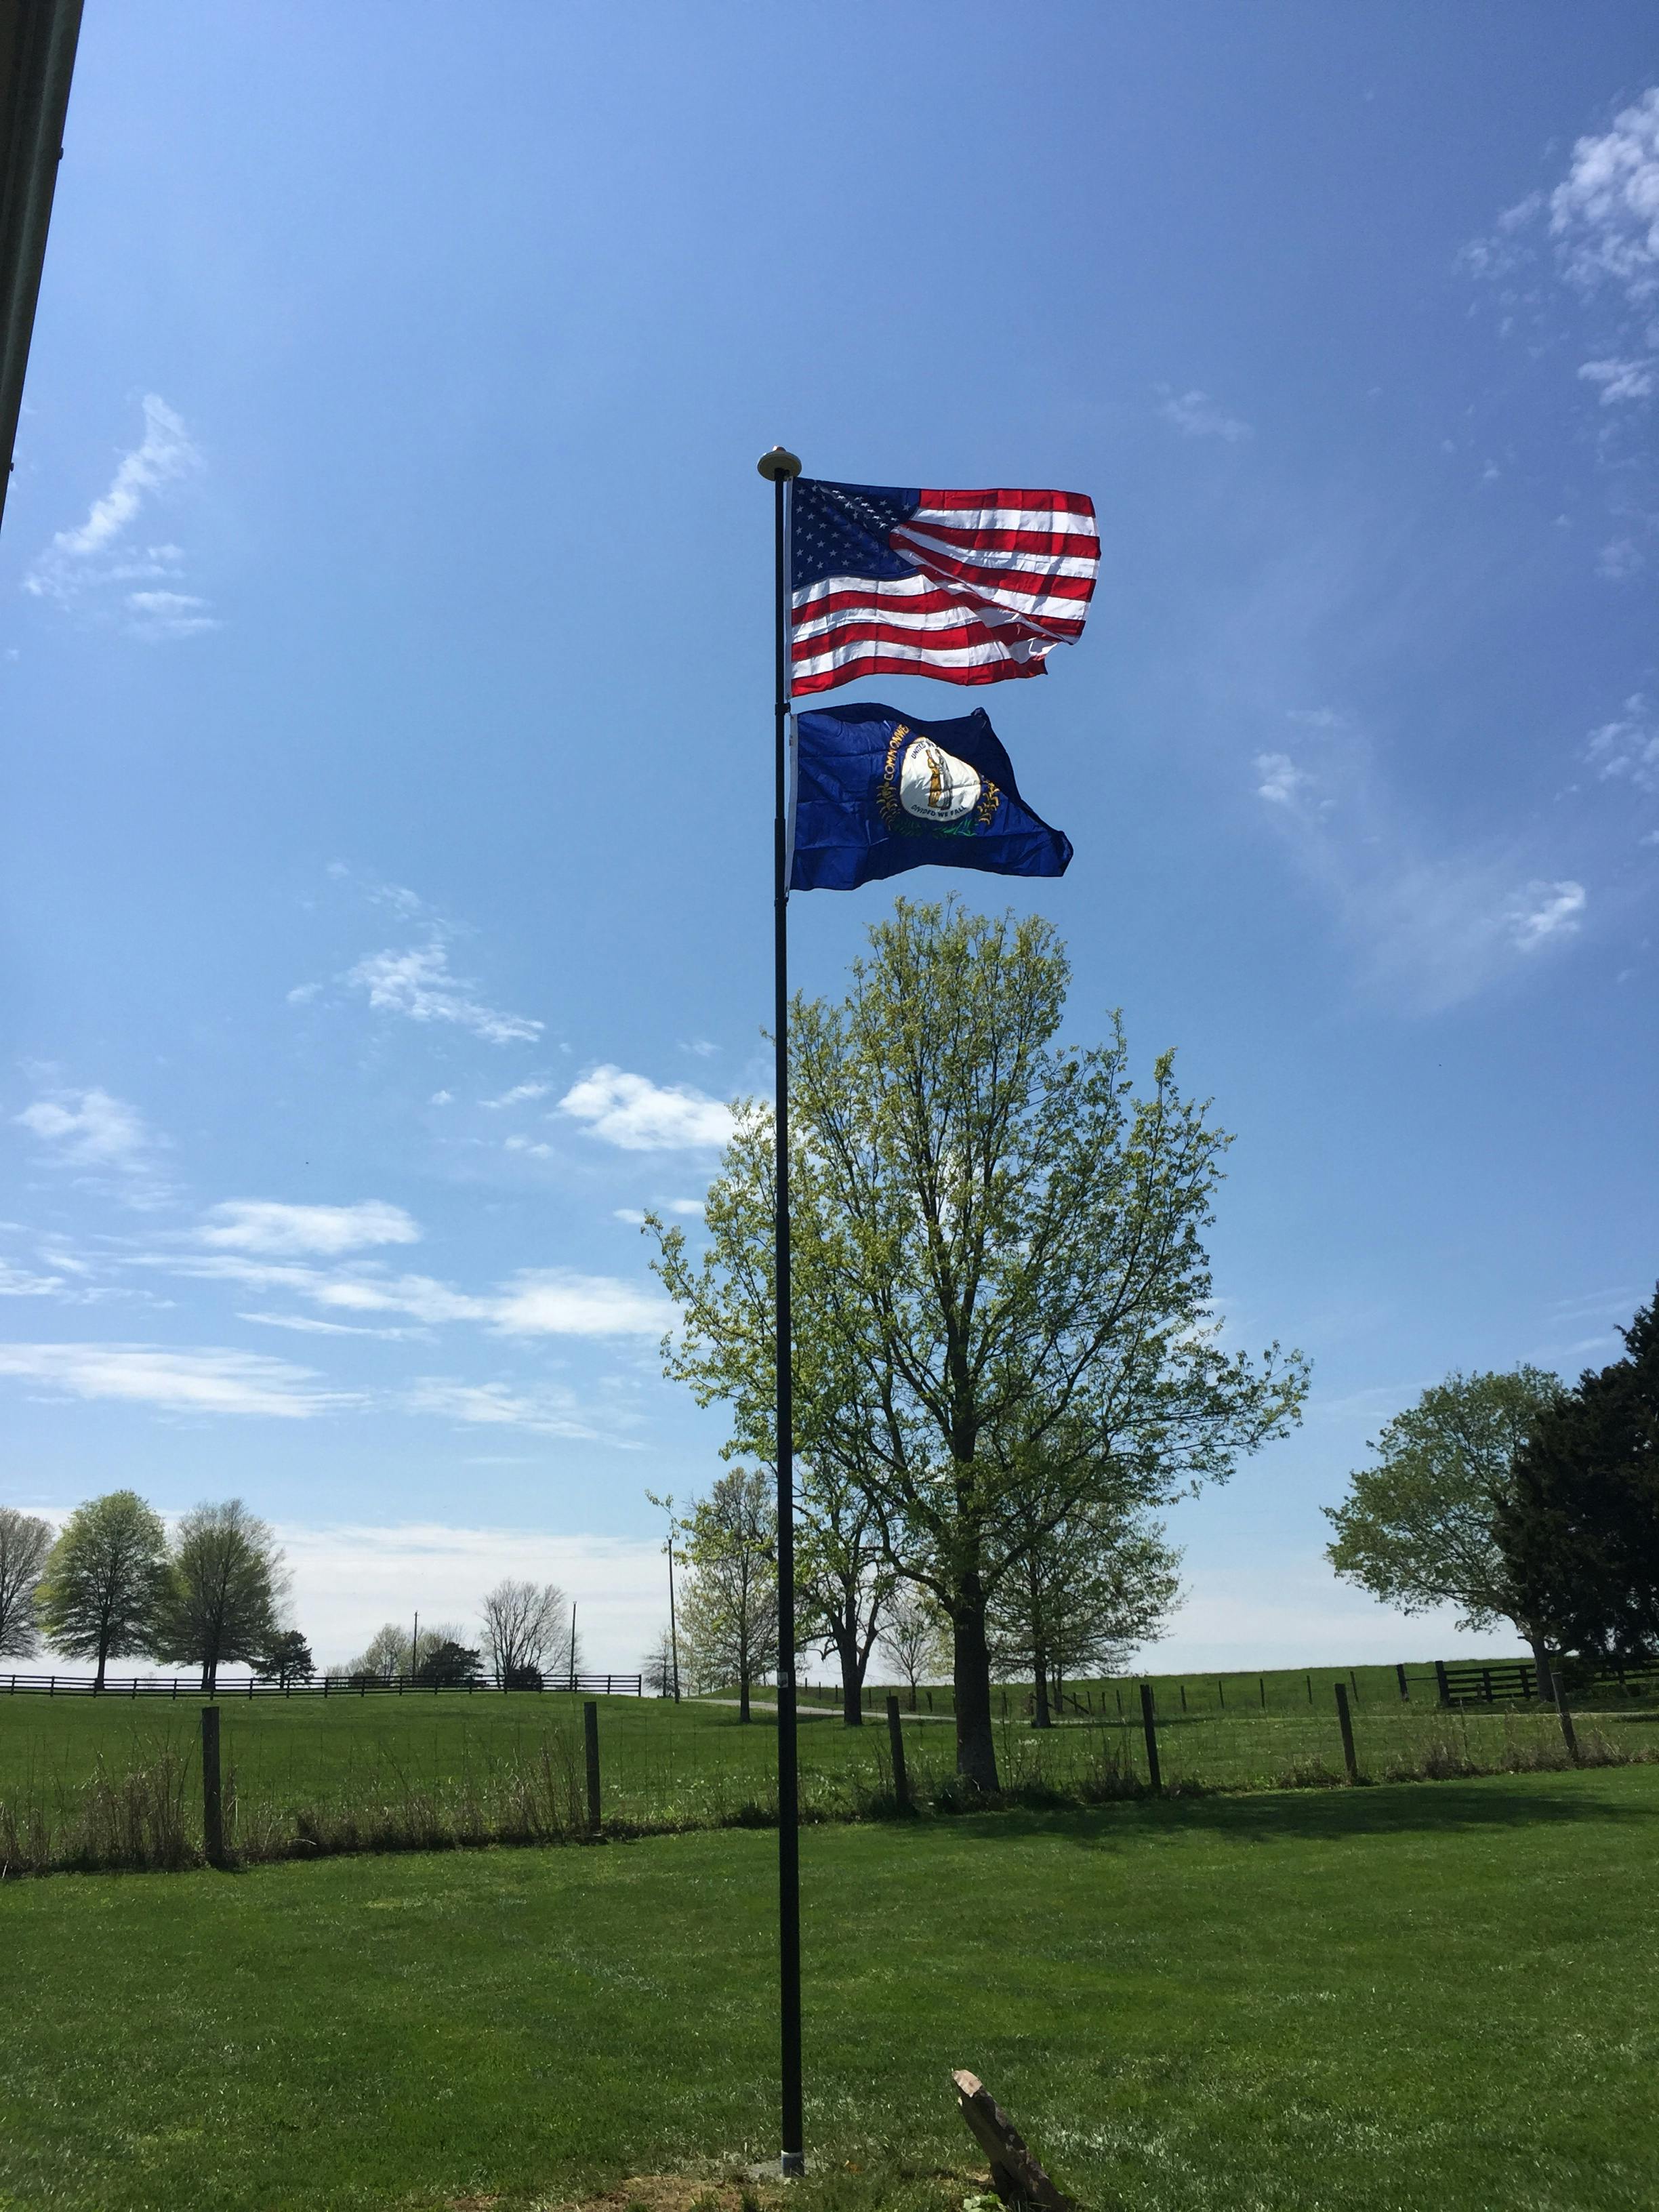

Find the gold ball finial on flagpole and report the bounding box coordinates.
[758,446,802,480]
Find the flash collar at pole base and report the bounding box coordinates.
[758,446,802,480]
[780,2152,806,2179]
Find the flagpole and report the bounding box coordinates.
[758,441,803,2178]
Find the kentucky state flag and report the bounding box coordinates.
[790,701,1071,892]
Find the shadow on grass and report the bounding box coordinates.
[917,1767,1659,1853]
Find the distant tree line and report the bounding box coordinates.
[0,1492,289,1690]
[1326,1286,1659,1679]
[0,1500,588,1695]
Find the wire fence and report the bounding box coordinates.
[3,1672,1654,1879]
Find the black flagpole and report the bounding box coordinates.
[757,441,803,2177]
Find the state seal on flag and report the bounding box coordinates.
[880,725,1000,838]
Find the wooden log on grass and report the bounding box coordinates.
[951,2070,1074,2212]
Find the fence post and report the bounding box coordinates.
[583,1699,602,1832]
[1434,1660,1450,1708]
[1259,1676,1266,1709]
[1179,1681,1187,1712]
[1396,1663,1409,1701]
[1217,1679,1225,1710]
[201,1704,225,1866]
[886,1693,911,1811]
[1139,1683,1162,1792]
[1334,1683,1359,1784]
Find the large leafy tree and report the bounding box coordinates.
[0,1507,52,1659]
[151,1500,287,1693]
[651,899,1307,1790]
[1496,1290,1659,1664]
[1325,1366,1565,1683]
[987,1497,1181,1726]
[677,1467,778,1720]
[35,1490,169,1687]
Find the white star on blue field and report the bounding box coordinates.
[2,7,1655,1670]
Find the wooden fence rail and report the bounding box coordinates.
[1,1671,644,1698]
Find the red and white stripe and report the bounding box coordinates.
[791,487,1098,695]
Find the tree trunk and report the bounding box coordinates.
[739,1670,750,1723]
[832,1616,867,1725]
[1528,1633,1557,1706]
[952,1607,1000,1792]
[1031,1642,1052,1729]
[94,1634,108,1692]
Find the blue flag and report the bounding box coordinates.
[790,701,1071,892]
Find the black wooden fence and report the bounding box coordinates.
[1,1670,644,1698]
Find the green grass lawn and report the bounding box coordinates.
[3,1763,1657,2212]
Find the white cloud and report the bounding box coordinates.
[123,588,218,640]
[487,1269,674,1338]
[613,1208,646,1225]
[23,397,213,630]
[343,942,542,1045]
[503,1135,552,1157]
[401,1378,623,1443]
[0,1257,67,1297]
[1586,695,1659,793]
[196,1200,421,1256]
[1252,728,1591,1010]
[1157,386,1254,442]
[558,1066,734,1151]
[1579,356,1657,405]
[238,1311,422,1340]
[1549,87,1659,302]
[665,1198,705,1217]
[482,1081,552,1109]
[1505,879,1587,952]
[1253,751,1309,806]
[272,1522,666,1670]
[680,1038,718,1059]
[15,1086,157,1173]
[0,1341,352,1418]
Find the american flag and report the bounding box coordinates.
[789,478,1099,697]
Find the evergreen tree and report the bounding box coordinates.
[1497,1290,1659,1664]
[254,1630,314,1687]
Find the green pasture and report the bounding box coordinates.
[3,1672,1649,1877]
[3,1763,1657,2212]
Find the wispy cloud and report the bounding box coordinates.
[140,1248,670,1337]
[557,1066,734,1151]
[1157,386,1254,443]
[1251,723,1588,1009]
[488,1270,674,1338]
[482,1082,552,1109]
[23,396,216,636]
[342,942,542,1046]
[1253,752,1311,806]
[14,1086,171,1204]
[401,1377,628,1443]
[195,1200,421,1256]
[1586,695,1659,794]
[0,1341,354,1418]
[238,1311,424,1340]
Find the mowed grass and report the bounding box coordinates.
[3,1764,1658,2212]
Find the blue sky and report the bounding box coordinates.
[3,5,1656,1670]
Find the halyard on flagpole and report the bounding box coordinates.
[756,441,803,2178]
